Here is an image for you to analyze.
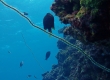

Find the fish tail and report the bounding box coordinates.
[48,29,52,33]
[52,26,55,30]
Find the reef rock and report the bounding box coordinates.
[42,0,110,80]
[51,0,110,43]
[42,35,110,80]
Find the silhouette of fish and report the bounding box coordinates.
[45,51,51,60]
[27,75,32,78]
[43,13,54,33]
[23,12,28,15]
[8,51,11,54]
[34,75,37,79]
[20,61,23,67]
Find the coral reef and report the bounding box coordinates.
[42,0,110,80]
[42,35,110,80]
[51,0,110,43]
[1,0,110,79]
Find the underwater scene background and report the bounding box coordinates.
[0,0,110,80]
[0,0,64,80]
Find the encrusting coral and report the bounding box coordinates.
[0,0,110,80]
[42,0,110,80]
[51,0,110,43]
[43,35,110,80]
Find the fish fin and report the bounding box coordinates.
[48,29,52,37]
[49,31,53,37]
[52,26,55,30]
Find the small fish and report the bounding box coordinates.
[45,51,51,60]
[27,75,32,78]
[34,75,37,79]
[20,61,23,67]
[23,12,28,15]
[8,51,11,54]
[43,13,54,33]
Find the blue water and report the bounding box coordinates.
[0,0,65,80]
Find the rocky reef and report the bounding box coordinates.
[42,0,110,80]
[51,0,110,43]
[42,35,110,80]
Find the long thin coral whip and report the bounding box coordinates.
[21,33,45,71]
[0,0,110,72]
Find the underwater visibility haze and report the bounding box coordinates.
[0,0,63,80]
[1,0,110,80]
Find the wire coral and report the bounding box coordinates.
[0,0,110,73]
[21,33,45,71]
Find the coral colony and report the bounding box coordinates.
[0,0,110,80]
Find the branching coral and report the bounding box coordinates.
[51,0,80,24]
